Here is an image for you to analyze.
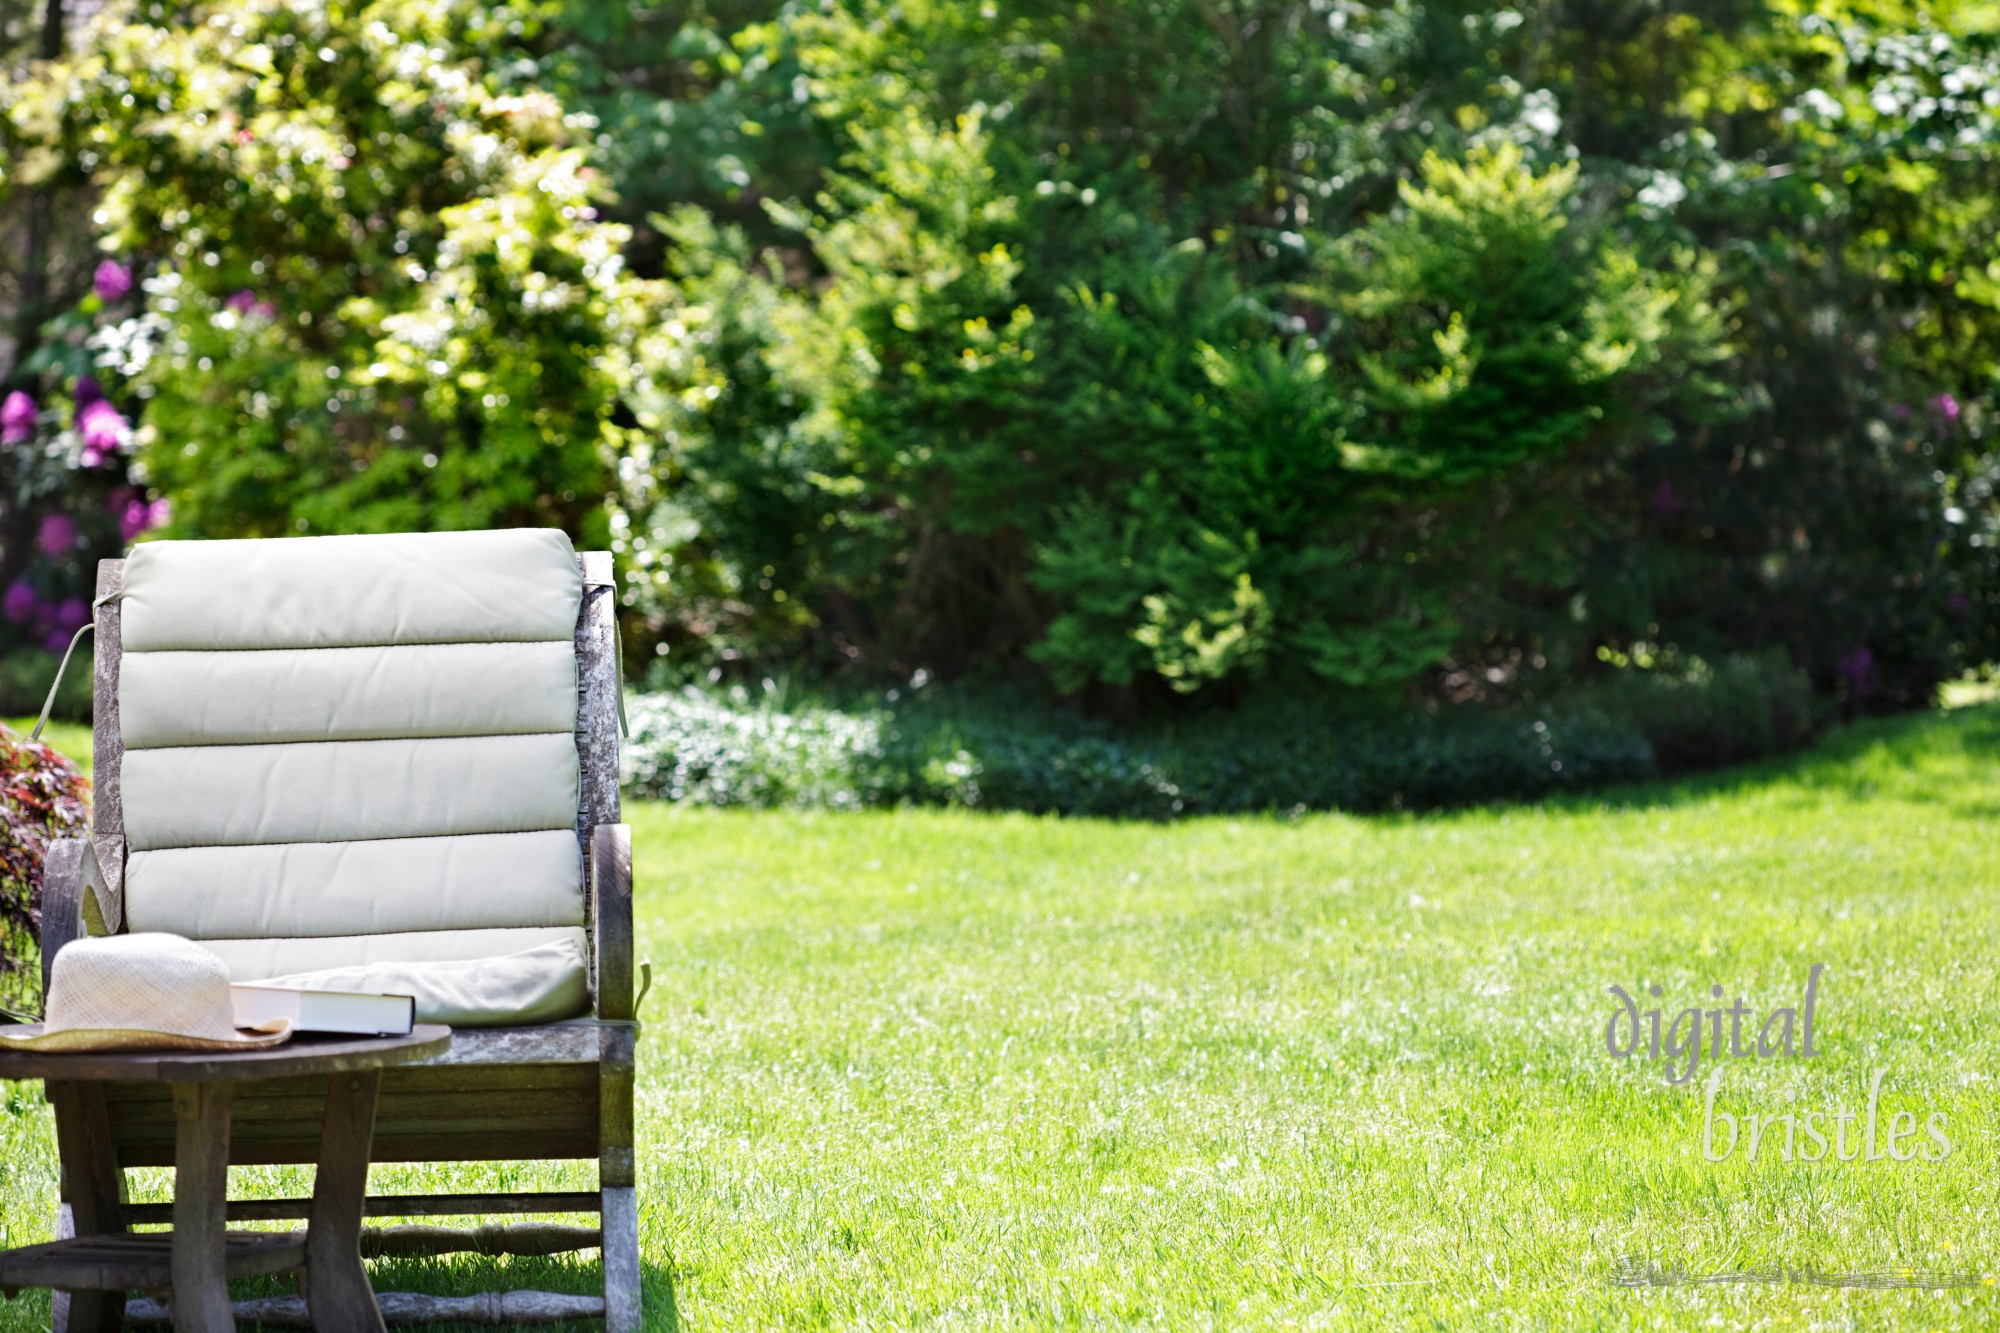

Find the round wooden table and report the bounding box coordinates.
[0,1026,450,1333]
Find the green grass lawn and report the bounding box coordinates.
[6,707,2000,1328]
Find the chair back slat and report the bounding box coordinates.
[91,559,125,839]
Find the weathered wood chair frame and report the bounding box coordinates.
[37,552,642,1331]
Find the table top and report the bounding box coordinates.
[0,1025,450,1083]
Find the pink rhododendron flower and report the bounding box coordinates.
[94,260,133,303]
[119,496,171,541]
[1,391,33,445]
[1837,646,1875,694]
[225,290,275,319]
[1934,393,1962,424]
[54,597,88,632]
[79,446,103,468]
[2,581,36,624]
[37,513,76,555]
[78,399,128,453]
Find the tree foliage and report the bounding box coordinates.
[2,0,1996,713]
[612,0,1998,709]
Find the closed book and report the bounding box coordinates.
[230,984,416,1037]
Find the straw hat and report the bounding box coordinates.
[0,933,291,1052]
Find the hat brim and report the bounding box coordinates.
[0,1022,292,1052]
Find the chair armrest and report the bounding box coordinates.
[40,834,124,994]
[588,823,633,1021]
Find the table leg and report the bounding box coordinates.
[306,1070,385,1333]
[168,1082,233,1333]
[48,1082,125,1333]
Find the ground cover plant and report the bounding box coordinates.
[3,705,2000,1328]
[620,652,1814,817]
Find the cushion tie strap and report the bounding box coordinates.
[30,592,114,740]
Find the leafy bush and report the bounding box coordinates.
[0,727,90,1020]
[11,0,673,547]
[1557,654,1821,776]
[623,685,887,811]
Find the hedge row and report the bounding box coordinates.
[621,655,1819,818]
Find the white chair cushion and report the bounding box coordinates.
[116,529,591,1024]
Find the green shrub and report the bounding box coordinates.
[640,107,1720,702]
[1557,654,1821,775]
[623,685,887,811]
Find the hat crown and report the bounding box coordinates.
[44,934,240,1039]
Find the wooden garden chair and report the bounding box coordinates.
[36,529,644,1330]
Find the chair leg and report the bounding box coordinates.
[600,1186,642,1333]
[600,1184,648,1328]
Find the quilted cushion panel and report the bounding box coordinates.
[122,733,581,851]
[120,641,578,749]
[124,831,584,940]
[120,528,582,652]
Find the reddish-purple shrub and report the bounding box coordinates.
[0,730,90,1019]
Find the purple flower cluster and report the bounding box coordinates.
[1837,645,1875,696]
[2,579,92,654]
[93,260,133,304]
[115,490,170,541]
[76,399,130,467]
[36,514,75,556]
[225,289,276,320]
[0,373,135,468]
[0,254,163,666]
[0,391,32,445]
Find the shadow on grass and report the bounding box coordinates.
[217,1250,681,1331]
